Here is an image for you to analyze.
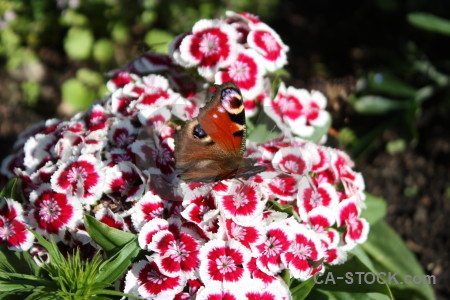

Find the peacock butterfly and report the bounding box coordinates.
[174,81,266,182]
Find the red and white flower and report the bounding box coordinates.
[138,218,170,251]
[95,207,128,231]
[174,279,203,300]
[247,25,288,72]
[215,181,267,225]
[23,133,56,172]
[297,180,339,220]
[241,282,291,300]
[255,221,291,274]
[105,162,146,203]
[224,218,264,249]
[29,184,82,240]
[281,222,324,280]
[199,239,251,287]
[266,172,299,201]
[174,19,238,80]
[215,48,265,99]
[337,198,369,249]
[264,83,330,137]
[131,192,164,231]
[247,257,278,286]
[0,198,34,251]
[148,229,200,278]
[196,282,240,300]
[0,10,372,300]
[51,154,104,205]
[107,71,133,92]
[272,146,312,175]
[135,74,179,109]
[108,119,138,148]
[124,259,186,299]
[131,136,175,175]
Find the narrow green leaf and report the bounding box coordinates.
[95,238,141,283]
[408,12,450,36]
[0,244,39,275]
[349,246,376,272]
[290,277,316,299]
[366,73,417,99]
[271,76,282,99]
[28,229,64,265]
[0,178,20,200]
[268,200,294,216]
[90,289,141,299]
[360,193,387,225]
[353,95,409,115]
[361,221,436,300]
[0,280,42,292]
[309,289,391,300]
[84,215,136,254]
[315,255,393,299]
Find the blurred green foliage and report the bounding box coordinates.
[0,0,280,111]
[347,9,450,158]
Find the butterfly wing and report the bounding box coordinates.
[174,81,266,182]
[197,81,246,156]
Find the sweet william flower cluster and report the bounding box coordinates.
[0,11,369,299]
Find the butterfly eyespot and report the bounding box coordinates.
[221,88,243,111]
[192,124,207,139]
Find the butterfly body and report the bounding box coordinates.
[174,81,266,182]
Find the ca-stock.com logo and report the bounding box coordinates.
[314,271,436,286]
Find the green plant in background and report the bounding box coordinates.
[344,12,450,159]
[0,179,140,299]
[0,0,281,112]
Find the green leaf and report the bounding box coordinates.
[0,178,20,200]
[271,75,282,99]
[353,95,409,115]
[21,80,41,107]
[61,78,96,111]
[95,238,140,283]
[408,12,450,36]
[60,9,89,27]
[366,73,417,99]
[385,139,406,155]
[360,193,387,225]
[247,110,281,143]
[361,221,436,300]
[350,246,377,272]
[90,289,141,299]
[64,27,94,60]
[84,215,136,254]
[413,60,449,88]
[144,29,174,54]
[112,22,130,44]
[314,255,393,299]
[28,230,64,265]
[268,200,295,216]
[290,277,316,299]
[307,289,391,300]
[76,68,104,87]
[93,39,115,64]
[0,244,39,276]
